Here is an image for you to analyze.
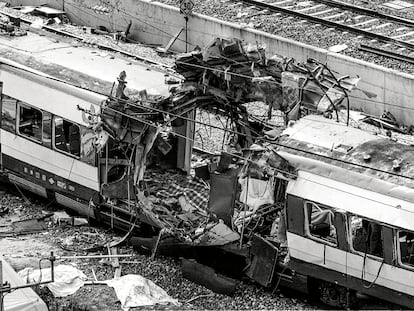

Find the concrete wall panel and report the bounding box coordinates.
[327,52,387,119]
[383,71,414,125]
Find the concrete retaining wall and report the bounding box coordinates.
[5,0,414,125]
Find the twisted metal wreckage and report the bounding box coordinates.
[84,38,363,300]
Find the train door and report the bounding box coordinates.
[286,196,348,271]
[346,215,389,293]
[285,194,357,307]
[344,215,414,307]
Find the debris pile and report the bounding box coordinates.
[0,13,27,36]
[174,37,360,122]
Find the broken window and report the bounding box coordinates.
[305,201,337,245]
[18,104,43,142]
[350,215,383,258]
[79,127,97,166]
[1,95,16,132]
[398,230,414,267]
[53,117,80,157]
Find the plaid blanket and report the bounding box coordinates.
[157,177,210,210]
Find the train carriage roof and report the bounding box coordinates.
[0,31,170,98]
[277,114,414,205]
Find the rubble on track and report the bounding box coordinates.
[0,184,315,311]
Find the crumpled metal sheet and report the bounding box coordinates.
[174,38,360,119]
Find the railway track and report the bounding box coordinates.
[359,44,414,64]
[233,0,414,62]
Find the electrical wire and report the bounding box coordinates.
[3,55,414,183]
[103,96,414,181]
[98,104,414,216]
[94,105,414,187]
[5,0,414,114]
[272,140,414,181]
[3,17,413,117]
[114,115,414,215]
[2,38,414,181]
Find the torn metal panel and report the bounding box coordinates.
[0,214,51,237]
[246,234,279,287]
[208,172,238,226]
[174,110,195,173]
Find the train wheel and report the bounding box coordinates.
[310,279,357,309]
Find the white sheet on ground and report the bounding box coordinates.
[105,274,180,311]
[18,264,87,297]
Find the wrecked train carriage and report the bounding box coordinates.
[0,41,177,232]
[1,32,412,308]
[271,114,414,308]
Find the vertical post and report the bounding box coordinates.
[185,16,188,53]
[179,0,193,52]
[0,260,3,311]
[50,252,55,283]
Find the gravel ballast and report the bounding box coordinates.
[0,185,317,311]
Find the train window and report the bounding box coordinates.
[18,104,43,141]
[350,215,383,258]
[42,112,52,148]
[53,117,80,157]
[1,95,16,132]
[398,230,414,267]
[305,202,337,245]
[80,127,97,166]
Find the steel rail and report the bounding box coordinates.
[313,0,414,28]
[358,44,414,64]
[236,0,414,50]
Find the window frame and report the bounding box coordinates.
[17,102,43,143]
[303,200,338,247]
[1,94,17,133]
[52,115,81,159]
[348,214,385,261]
[396,229,414,271]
